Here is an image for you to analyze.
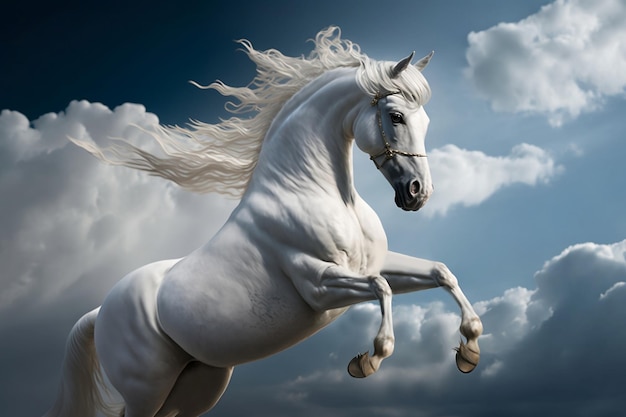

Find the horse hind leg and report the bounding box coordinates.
[154,362,234,417]
[94,260,192,417]
[106,353,186,417]
[120,362,233,417]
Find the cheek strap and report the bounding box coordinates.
[369,91,427,170]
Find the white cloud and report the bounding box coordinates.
[465,0,626,126]
[423,143,561,216]
[473,286,552,355]
[0,102,235,314]
[600,281,625,300]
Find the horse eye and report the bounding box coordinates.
[390,112,405,124]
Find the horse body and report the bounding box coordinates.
[156,68,386,366]
[43,28,483,417]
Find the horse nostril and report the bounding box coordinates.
[409,180,421,197]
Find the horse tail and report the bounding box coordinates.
[43,307,120,417]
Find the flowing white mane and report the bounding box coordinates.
[74,26,431,197]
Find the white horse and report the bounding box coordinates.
[44,27,483,417]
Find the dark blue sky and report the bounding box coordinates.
[2,2,240,121]
[2,1,550,123]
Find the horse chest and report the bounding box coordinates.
[247,189,387,273]
[323,202,387,274]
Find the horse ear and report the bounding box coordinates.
[391,51,415,78]
[414,51,434,72]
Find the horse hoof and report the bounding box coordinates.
[347,352,375,378]
[454,340,480,373]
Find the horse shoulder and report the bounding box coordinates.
[242,187,387,284]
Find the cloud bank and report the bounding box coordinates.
[0,101,235,314]
[465,0,626,126]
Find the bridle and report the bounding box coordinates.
[369,91,427,170]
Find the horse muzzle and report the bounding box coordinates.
[376,154,433,212]
[393,179,430,211]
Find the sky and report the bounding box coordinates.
[1,0,626,416]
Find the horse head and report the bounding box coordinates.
[353,52,434,211]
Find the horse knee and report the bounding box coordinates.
[431,262,458,289]
[369,275,392,298]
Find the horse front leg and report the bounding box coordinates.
[382,251,484,373]
[287,262,395,378]
[345,274,394,378]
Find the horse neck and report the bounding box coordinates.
[251,69,364,203]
